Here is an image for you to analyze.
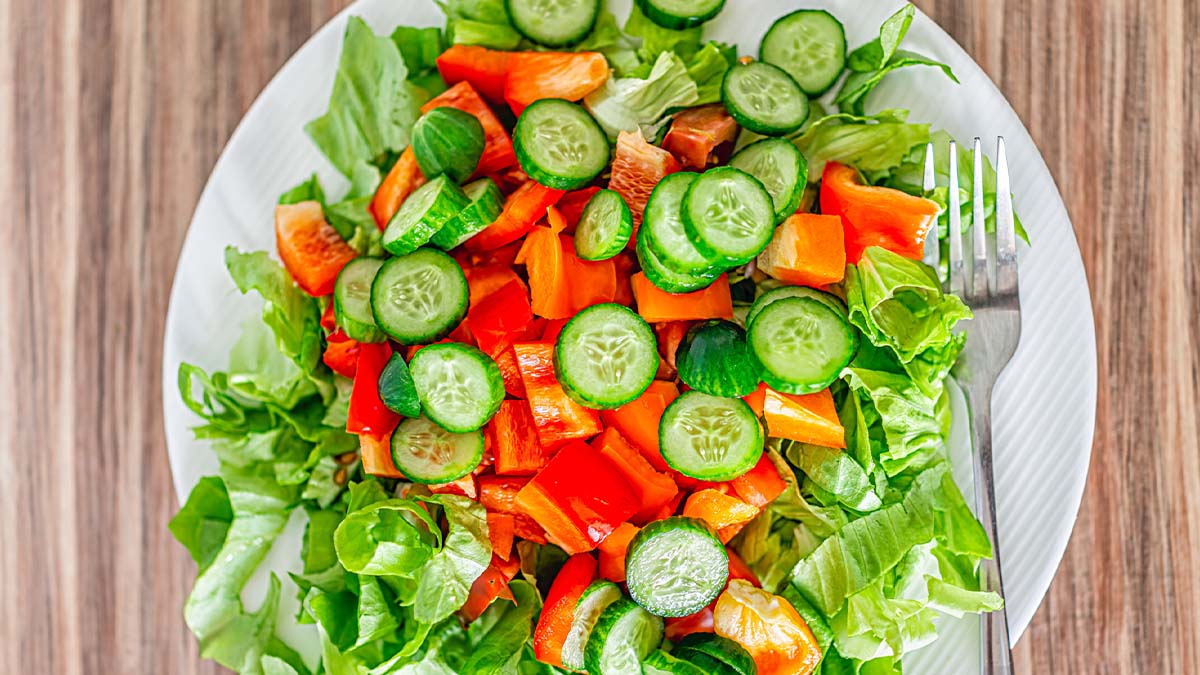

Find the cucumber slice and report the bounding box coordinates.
[584,598,665,675]
[760,9,847,97]
[555,303,658,409]
[643,650,709,675]
[672,634,757,675]
[514,99,610,190]
[675,320,762,397]
[682,168,775,266]
[643,172,722,276]
[747,296,858,395]
[430,178,504,250]
[370,248,469,345]
[411,106,485,184]
[728,138,808,224]
[660,390,764,481]
[505,0,599,47]
[382,175,470,256]
[409,343,505,433]
[377,353,421,418]
[562,581,624,672]
[636,230,723,294]
[746,285,846,327]
[389,416,485,483]
[333,257,387,343]
[721,62,810,136]
[574,189,633,261]
[635,0,725,30]
[626,517,729,618]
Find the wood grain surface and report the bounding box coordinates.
[0,0,1196,673]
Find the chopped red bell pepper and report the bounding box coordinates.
[600,380,679,473]
[421,81,517,177]
[320,300,338,332]
[593,428,679,524]
[729,453,789,509]
[456,240,525,269]
[466,181,565,251]
[464,264,528,307]
[611,252,637,306]
[513,342,602,448]
[359,431,403,479]
[429,473,478,499]
[435,44,513,104]
[663,103,739,170]
[819,162,940,263]
[493,346,527,399]
[533,553,598,667]
[505,52,609,114]
[655,320,695,370]
[490,399,550,475]
[560,234,617,313]
[609,130,681,228]
[487,512,516,562]
[347,342,401,436]
[469,279,534,356]
[540,318,570,343]
[598,522,640,583]
[322,330,360,378]
[461,559,518,622]
[479,475,529,514]
[275,201,357,297]
[371,147,427,228]
[743,382,768,417]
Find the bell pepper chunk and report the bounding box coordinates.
[275,201,357,297]
[533,553,598,667]
[421,81,517,177]
[487,512,516,562]
[714,580,822,675]
[757,213,846,287]
[598,522,640,583]
[560,234,617,313]
[479,475,529,513]
[541,318,570,343]
[429,473,478,499]
[743,382,767,417]
[729,454,789,509]
[465,264,528,307]
[762,387,845,448]
[493,346,527,399]
[322,330,360,378]
[631,273,734,322]
[516,441,641,554]
[461,558,518,622]
[505,52,610,114]
[517,226,574,319]
[663,103,739,170]
[609,130,681,229]
[513,342,602,448]
[820,162,940,264]
[371,147,427,228]
[593,428,679,524]
[600,380,679,473]
[490,399,551,475]
[320,300,338,332]
[469,279,534,357]
[347,342,401,436]
[655,320,694,370]
[436,44,513,104]
[466,181,565,251]
[556,187,602,232]
[683,489,761,544]
[612,252,636,306]
[359,431,403,479]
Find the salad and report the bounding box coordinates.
[170,2,1023,674]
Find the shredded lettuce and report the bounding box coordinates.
[623,3,703,64]
[794,110,930,178]
[584,51,699,139]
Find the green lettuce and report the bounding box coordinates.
[448,19,523,50]
[226,248,326,379]
[584,51,699,139]
[685,41,736,105]
[279,174,326,205]
[169,476,234,573]
[793,110,930,178]
[842,367,943,476]
[624,3,703,64]
[787,442,882,512]
[412,495,492,624]
[462,580,542,673]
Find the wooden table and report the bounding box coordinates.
[1,0,1196,672]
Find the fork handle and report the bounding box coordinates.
[966,386,1015,675]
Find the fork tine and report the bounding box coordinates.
[994,137,1018,295]
[922,143,940,269]
[946,142,966,295]
[971,138,989,299]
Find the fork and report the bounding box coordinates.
[923,138,1020,675]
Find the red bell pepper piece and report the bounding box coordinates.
[320,300,337,332]
[435,44,513,104]
[600,380,679,472]
[371,147,426,228]
[598,522,640,583]
[347,342,401,436]
[533,554,598,667]
[513,342,602,448]
[609,130,681,228]
[540,318,570,343]
[729,453,789,509]
[820,162,940,263]
[655,320,695,371]
[466,181,565,251]
[593,428,679,524]
[493,346,526,399]
[490,399,550,475]
[461,557,519,622]
[743,382,768,417]
[555,187,602,232]
[612,251,636,306]
[663,103,739,170]
[457,240,525,269]
[464,264,528,307]
[322,330,360,378]
[429,473,478,499]
[275,201,357,297]
[422,81,518,177]
[487,512,516,562]
[359,431,403,479]
[505,52,609,114]
[479,475,529,513]
[469,279,534,356]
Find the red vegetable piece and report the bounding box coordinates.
[275,201,357,297]
[347,342,400,436]
[322,330,360,378]
[491,399,551,475]
[436,44,513,104]
[533,554,598,667]
[608,130,680,229]
[819,162,940,263]
[466,181,565,251]
[663,103,739,169]
[513,342,602,449]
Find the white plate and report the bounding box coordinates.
[162,1,1097,671]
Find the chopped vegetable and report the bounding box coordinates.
[598,522,640,583]
[505,51,610,113]
[819,161,939,263]
[599,380,679,473]
[762,387,845,448]
[274,201,357,297]
[663,103,738,169]
[713,579,822,675]
[682,489,760,543]
[370,147,426,228]
[593,428,679,523]
[609,129,681,226]
[631,272,734,322]
[490,399,549,475]
[534,553,599,667]
[422,81,518,177]
[435,44,512,103]
[513,342,603,448]
[757,213,846,287]
[346,342,400,436]
[466,180,565,251]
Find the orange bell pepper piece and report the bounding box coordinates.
[612,252,637,306]
[513,342,602,448]
[467,181,565,251]
[820,162,940,264]
[762,387,845,448]
[370,148,427,228]
[359,431,403,479]
[505,52,610,114]
[490,399,550,476]
[275,201,357,297]
[600,380,679,473]
[464,264,528,307]
[655,320,695,370]
[533,554,598,667]
[683,489,761,544]
[479,475,529,514]
[631,273,734,323]
[743,382,767,417]
[422,81,517,177]
[555,187,602,232]
[516,226,575,319]
[436,44,513,104]
[560,235,617,313]
[487,512,516,562]
[714,580,822,675]
[729,454,789,509]
[593,428,679,524]
[493,346,526,399]
[598,522,640,583]
[756,213,846,287]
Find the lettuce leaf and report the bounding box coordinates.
[334,499,439,576]
[787,442,883,512]
[623,3,703,64]
[169,476,233,573]
[686,41,736,105]
[842,367,944,476]
[584,51,699,139]
[412,495,492,624]
[279,174,325,205]
[847,5,915,73]
[793,110,930,178]
[226,248,326,379]
[463,580,542,674]
[448,19,524,50]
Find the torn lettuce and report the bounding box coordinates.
[794,110,931,178]
[584,50,699,139]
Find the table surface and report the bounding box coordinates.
[1,0,1197,672]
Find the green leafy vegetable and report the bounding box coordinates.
[226,248,326,379]
[169,476,233,573]
[279,174,326,205]
[624,3,703,64]
[463,580,542,673]
[584,51,699,139]
[786,442,883,512]
[793,109,930,178]
[334,499,439,576]
[685,41,736,105]
[847,5,915,72]
[412,495,492,624]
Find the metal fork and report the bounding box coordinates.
[923,138,1020,675]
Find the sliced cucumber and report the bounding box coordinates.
[672,634,757,675]
[377,353,421,418]
[411,106,485,184]
[746,285,846,327]
[584,598,664,675]
[370,248,469,345]
[682,168,775,266]
[562,581,624,672]
[626,517,729,618]
[333,257,386,343]
[747,296,857,395]
[760,9,847,96]
[505,0,599,47]
[555,303,658,409]
[643,650,709,675]
[430,178,504,250]
[721,62,810,136]
[675,320,762,397]
[636,230,723,294]
[660,390,764,481]
[635,0,725,30]
[390,416,485,483]
[728,138,808,223]
[514,99,610,190]
[574,189,633,261]
[643,172,721,276]
[382,175,470,256]
[409,343,505,433]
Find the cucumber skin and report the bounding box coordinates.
[408,343,505,433]
[746,285,847,327]
[636,230,722,294]
[513,99,609,190]
[382,177,471,256]
[635,0,726,30]
[643,173,722,277]
[377,353,421,418]
[370,249,468,345]
[681,167,775,266]
[675,320,763,398]
[643,650,709,675]
[672,634,757,675]
[625,517,729,618]
[575,189,633,261]
[430,178,503,250]
[721,62,810,136]
[555,303,658,410]
[659,391,765,481]
[759,9,847,97]
[584,599,665,675]
[411,106,485,184]
[561,580,623,672]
